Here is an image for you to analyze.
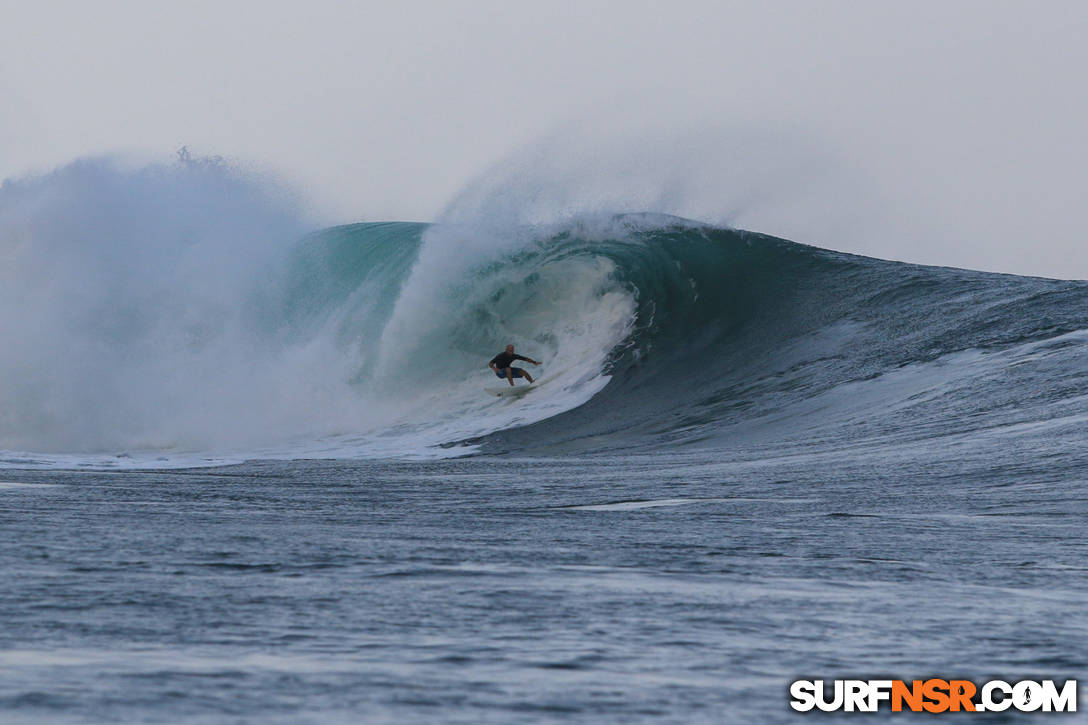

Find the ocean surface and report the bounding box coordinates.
[1,159,1087,722]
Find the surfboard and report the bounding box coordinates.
[485,380,540,398]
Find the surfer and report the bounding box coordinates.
[489,344,540,386]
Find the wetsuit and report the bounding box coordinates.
[490,351,530,378]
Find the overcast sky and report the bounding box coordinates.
[2,1,1086,278]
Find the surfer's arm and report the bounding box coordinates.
[513,354,540,365]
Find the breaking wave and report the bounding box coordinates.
[2,156,1087,467]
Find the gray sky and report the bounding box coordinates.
[2,0,1086,278]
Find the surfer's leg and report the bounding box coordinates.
[506,368,514,386]
[524,371,534,383]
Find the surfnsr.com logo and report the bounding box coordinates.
[790,679,1077,713]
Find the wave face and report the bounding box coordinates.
[481,220,1088,455]
[2,160,1087,466]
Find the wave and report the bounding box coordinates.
[2,158,1087,467]
[480,219,1088,455]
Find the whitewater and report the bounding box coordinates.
[1,155,1086,723]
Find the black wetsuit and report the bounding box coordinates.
[490,352,529,370]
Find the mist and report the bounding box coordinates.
[1,1,1086,277]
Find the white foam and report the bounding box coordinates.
[0,207,640,467]
[566,498,726,511]
[0,481,59,489]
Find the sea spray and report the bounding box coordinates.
[0,153,328,452]
[0,156,639,461]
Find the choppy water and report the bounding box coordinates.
[3,428,1085,723]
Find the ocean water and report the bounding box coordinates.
[1,158,1087,722]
